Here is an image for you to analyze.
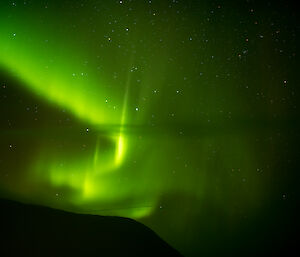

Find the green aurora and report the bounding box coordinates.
[0,1,297,256]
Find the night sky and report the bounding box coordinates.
[0,0,298,256]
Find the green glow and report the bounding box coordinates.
[0,28,121,126]
[0,2,295,257]
[0,8,134,214]
[0,5,261,255]
[0,2,263,250]
[115,135,125,166]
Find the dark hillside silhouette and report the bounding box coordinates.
[0,199,183,257]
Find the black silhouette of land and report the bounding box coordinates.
[0,199,183,257]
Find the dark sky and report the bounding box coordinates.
[0,1,298,256]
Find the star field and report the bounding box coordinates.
[0,1,298,256]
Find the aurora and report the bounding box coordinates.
[0,1,297,257]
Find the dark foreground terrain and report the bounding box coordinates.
[0,199,183,257]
